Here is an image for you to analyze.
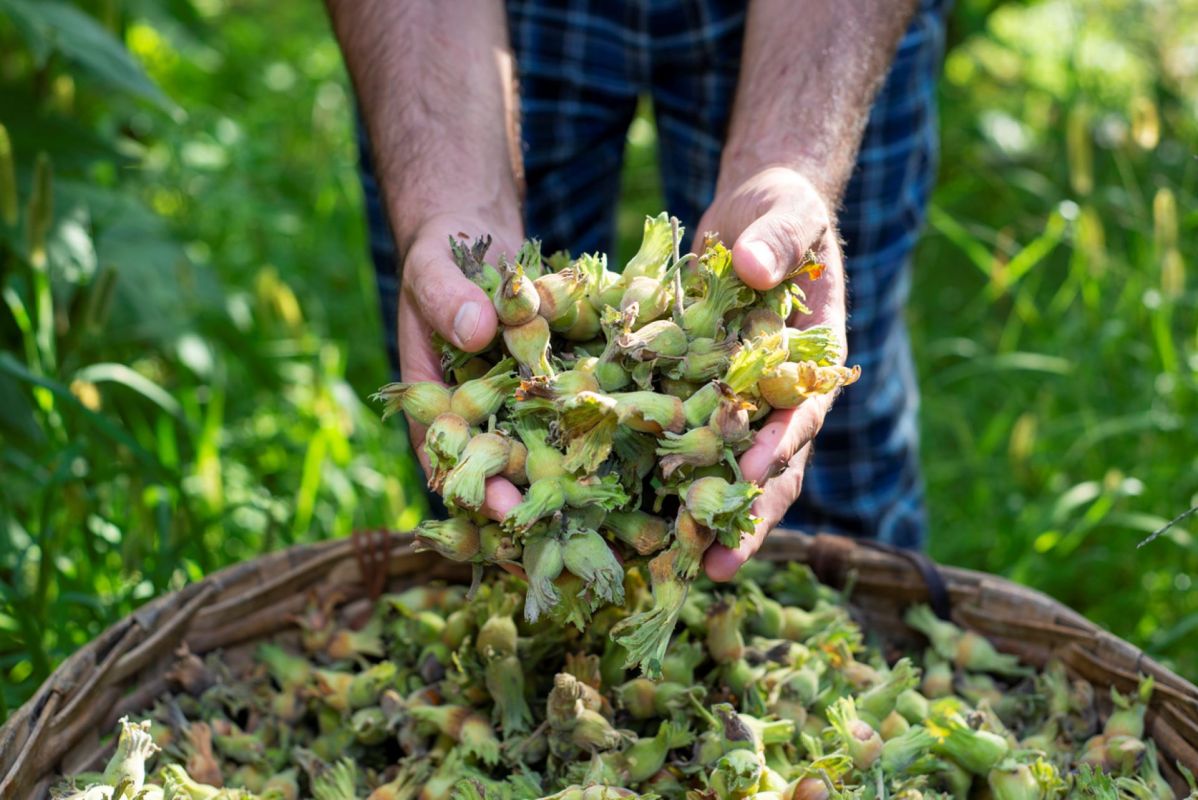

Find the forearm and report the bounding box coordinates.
[325,0,523,251]
[719,0,920,203]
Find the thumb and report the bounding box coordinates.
[404,242,498,353]
[731,212,826,291]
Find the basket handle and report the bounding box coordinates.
[351,529,397,600]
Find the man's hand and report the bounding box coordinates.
[324,0,526,522]
[399,215,525,522]
[692,0,921,579]
[695,168,848,581]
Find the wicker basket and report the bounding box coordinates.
[2,530,1196,798]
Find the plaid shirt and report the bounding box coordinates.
[360,0,949,549]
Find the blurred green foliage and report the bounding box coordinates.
[0,0,424,714]
[0,0,1195,716]
[919,0,1198,663]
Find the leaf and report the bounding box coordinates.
[1150,610,1198,652]
[1050,481,1101,525]
[46,203,98,289]
[49,181,217,346]
[927,203,994,278]
[994,211,1067,295]
[929,351,1073,388]
[0,0,54,64]
[0,0,176,112]
[122,0,209,50]
[0,90,120,206]
[0,353,175,479]
[0,368,44,447]
[0,123,16,227]
[73,362,182,418]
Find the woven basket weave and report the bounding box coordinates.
[2,530,1196,798]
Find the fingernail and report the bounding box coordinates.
[453,302,482,346]
[745,240,778,279]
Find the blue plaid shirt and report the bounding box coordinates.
[359,0,949,549]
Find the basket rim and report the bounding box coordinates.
[2,529,1195,797]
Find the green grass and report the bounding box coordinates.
[0,0,1195,717]
[0,0,425,712]
[914,0,1198,669]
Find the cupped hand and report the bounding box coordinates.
[398,214,525,522]
[692,167,849,581]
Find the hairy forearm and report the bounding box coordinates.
[720,0,921,203]
[325,0,523,250]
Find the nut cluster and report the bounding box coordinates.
[53,564,1175,799]
[376,214,859,677]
